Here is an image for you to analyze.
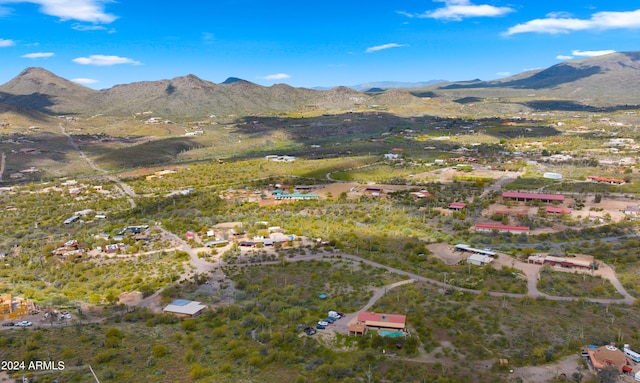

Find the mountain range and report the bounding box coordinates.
[311,80,448,92]
[1,51,639,118]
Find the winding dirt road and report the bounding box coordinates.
[136,235,636,312]
[60,123,138,208]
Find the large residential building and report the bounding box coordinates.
[502,191,565,203]
[527,254,593,270]
[474,224,530,235]
[587,344,633,373]
[356,312,406,332]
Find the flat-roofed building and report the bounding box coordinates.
[163,299,207,318]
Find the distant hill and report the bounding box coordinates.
[2,52,640,117]
[434,51,640,105]
[0,70,377,117]
[349,80,447,91]
[0,67,100,115]
[220,77,245,84]
[312,80,447,91]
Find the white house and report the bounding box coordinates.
[467,254,494,266]
[163,299,207,318]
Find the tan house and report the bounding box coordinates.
[348,322,367,336]
[356,312,406,331]
[588,344,633,373]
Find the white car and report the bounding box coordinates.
[328,311,342,319]
[15,321,32,327]
[317,320,329,326]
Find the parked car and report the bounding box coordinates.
[304,327,316,336]
[15,321,32,327]
[316,324,326,330]
[317,320,329,326]
[329,310,345,319]
[2,321,14,327]
[324,317,336,323]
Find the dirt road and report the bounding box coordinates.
[60,123,138,208]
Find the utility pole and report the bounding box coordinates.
[442,272,448,294]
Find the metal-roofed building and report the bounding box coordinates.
[163,299,207,318]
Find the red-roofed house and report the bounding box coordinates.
[449,202,467,210]
[475,224,530,235]
[410,191,434,199]
[587,176,625,185]
[502,191,564,202]
[357,312,406,331]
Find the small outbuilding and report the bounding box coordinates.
[162,299,207,319]
[349,323,367,336]
[448,202,467,210]
[467,253,494,266]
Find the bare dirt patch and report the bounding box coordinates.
[316,182,360,199]
[426,243,466,265]
[511,354,589,383]
[119,291,144,306]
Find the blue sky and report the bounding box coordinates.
[0,0,639,89]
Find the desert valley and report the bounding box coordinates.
[2,52,640,382]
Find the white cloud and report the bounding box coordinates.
[0,0,117,23]
[261,73,291,80]
[572,49,616,57]
[365,43,406,53]
[0,38,15,47]
[71,78,98,84]
[395,10,414,18]
[21,52,54,58]
[408,0,514,21]
[72,23,106,31]
[505,8,640,35]
[496,71,511,76]
[72,55,141,66]
[546,11,574,19]
[556,55,574,60]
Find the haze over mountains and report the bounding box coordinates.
[1,51,639,118]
